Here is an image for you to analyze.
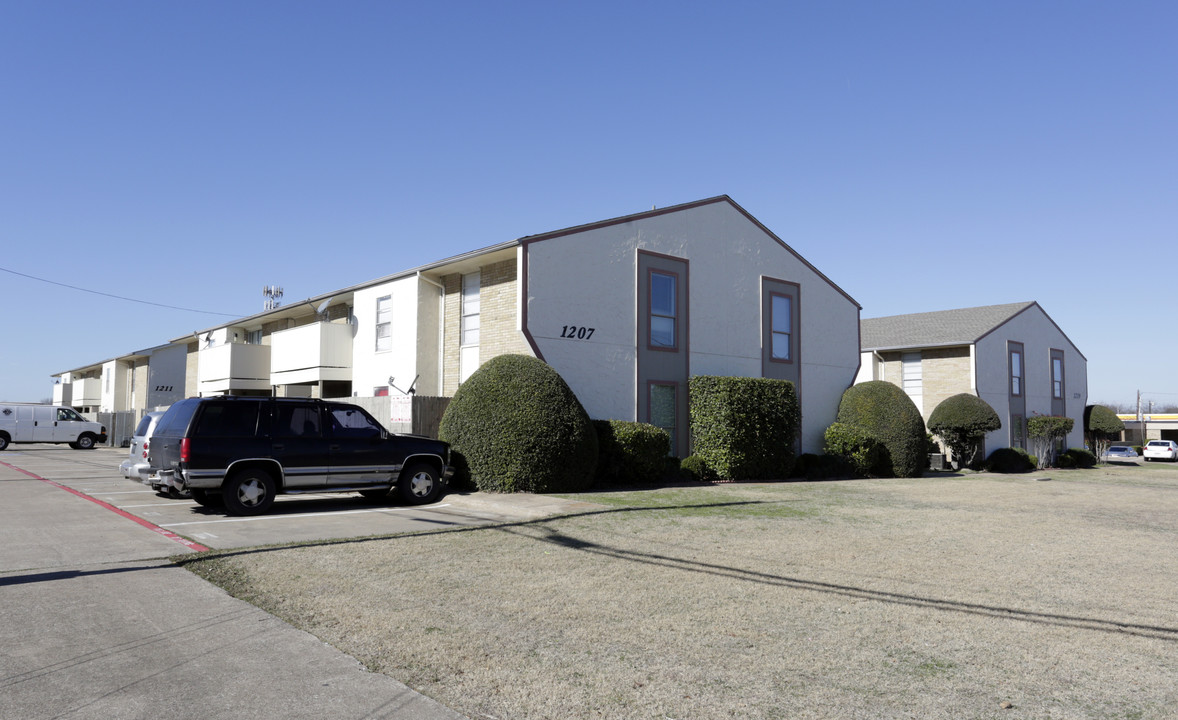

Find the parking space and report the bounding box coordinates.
[1,445,574,551]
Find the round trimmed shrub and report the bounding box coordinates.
[593,420,670,487]
[438,354,597,493]
[679,455,715,482]
[985,447,1035,473]
[1060,447,1097,469]
[823,422,885,478]
[835,381,927,478]
[928,393,1002,469]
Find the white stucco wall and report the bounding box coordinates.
[975,305,1087,451]
[352,277,421,398]
[145,344,188,409]
[524,200,860,454]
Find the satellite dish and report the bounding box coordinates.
[316,297,334,320]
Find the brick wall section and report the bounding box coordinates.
[442,274,462,395]
[921,347,973,419]
[878,347,972,419]
[184,342,199,397]
[441,259,531,395]
[132,358,149,409]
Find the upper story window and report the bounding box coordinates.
[1010,345,1023,396]
[770,293,792,361]
[461,273,480,347]
[1052,355,1064,399]
[375,295,392,352]
[649,270,677,349]
[246,329,263,345]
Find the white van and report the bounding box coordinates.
[0,403,108,451]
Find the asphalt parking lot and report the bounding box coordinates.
[1,444,577,551]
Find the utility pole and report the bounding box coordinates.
[1138,390,1147,445]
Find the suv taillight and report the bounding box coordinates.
[180,437,190,463]
[142,440,149,460]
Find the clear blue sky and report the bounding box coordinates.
[2,1,1174,409]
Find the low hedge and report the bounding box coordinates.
[823,422,885,478]
[593,420,671,487]
[985,447,1037,473]
[1058,447,1097,469]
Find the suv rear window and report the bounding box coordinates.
[193,401,263,438]
[153,398,200,437]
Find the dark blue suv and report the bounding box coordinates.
[148,397,454,516]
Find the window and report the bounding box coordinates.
[1011,414,1026,449]
[461,273,480,347]
[274,403,321,438]
[649,271,677,349]
[193,402,261,438]
[1010,348,1023,396]
[329,406,382,438]
[770,293,791,361]
[901,353,923,410]
[1053,357,1064,399]
[246,329,262,345]
[57,408,83,422]
[375,296,392,352]
[649,382,678,456]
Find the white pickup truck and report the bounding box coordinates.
[0,403,108,451]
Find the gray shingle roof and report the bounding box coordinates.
[860,302,1037,351]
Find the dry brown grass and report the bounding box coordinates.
[184,463,1178,719]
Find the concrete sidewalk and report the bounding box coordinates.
[0,454,467,719]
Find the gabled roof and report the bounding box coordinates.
[860,301,1038,351]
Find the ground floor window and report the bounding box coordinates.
[649,382,678,456]
[1010,414,1026,450]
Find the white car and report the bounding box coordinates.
[119,412,166,484]
[1143,440,1178,462]
[1105,445,1139,460]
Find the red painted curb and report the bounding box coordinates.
[1,460,210,553]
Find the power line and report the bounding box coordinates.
[0,265,242,317]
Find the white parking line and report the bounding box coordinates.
[90,490,159,495]
[160,503,452,527]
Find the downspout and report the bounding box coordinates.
[418,272,446,395]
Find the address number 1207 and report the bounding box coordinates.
[560,325,595,340]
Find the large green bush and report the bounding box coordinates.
[593,420,670,487]
[438,354,598,493]
[927,393,1002,470]
[823,422,885,478]
[835,381,927,478]
[689,376,799,480]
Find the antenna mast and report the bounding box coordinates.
[263,285,284,311]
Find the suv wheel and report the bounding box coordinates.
[223,469,276,516]
[74,433,96,450]
[398,462,442,505]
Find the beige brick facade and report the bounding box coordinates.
[921,347,973,418]
[878,347,972,419]
[441,259,532,395]
[131,357,149,410]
